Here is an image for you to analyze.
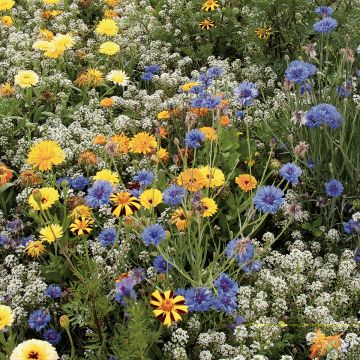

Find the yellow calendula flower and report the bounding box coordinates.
[129,132,157,155]
[28,140,65,172]
[106,70,129,86]
[1,15,13,27]
[139,188,163,209]
[177,168,208,192]
[69,205,92,219]
[199,166,225,188]
[0,0,15,11]
[93,169,119,185]
[155,147,169,163]
[201,0,220,12]
[255,25,272,40]
[74,68,104,87]
[14,70,39,88]
[0,82,15,97]
[105,0,120,7]
[28,188,59,211]
[0,162,13,186]
[10,339,59,360]
[235,174,257,192]
[157,110,170,120]
[25,240,46,257]
[200,197,218,217]
[39,224,63,243]
[39,29,54,40]
[171,208,192,231]
[150,290,188,327]
[99,41,120,55]
[0,305,14,330]
[96,18,118,36]
[43,0,60,4]
[199,18,215,30]
[199,127,217,141]
[182,81,198,92]
[52,33,75,51]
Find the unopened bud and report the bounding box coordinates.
[32,189,42,203]
[59,315,70,328]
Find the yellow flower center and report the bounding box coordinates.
[161,299,174,312]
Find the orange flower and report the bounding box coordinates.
[19,170,42,187]
[219,115,230,126]
[171,208,192,230]
[78,150,97,166]
[191,108,208,117]
[157,126,168,138]
[111,133,129,155]
[93,134,107,145]
[235,174,257,192]
[0,83,15,97]
[0,163,13,186]
[100,97,115,107]
[309,329,342,359]
[177,168,207,192]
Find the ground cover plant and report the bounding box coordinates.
[0,0,360,359]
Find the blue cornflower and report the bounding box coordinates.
[336,81,352,97]
[99,228,117,247]
[141,72,154,81]
[343,219,360,234]
[253,186,285,214]
[225,237,254,265]
[279,162,302,185]
[20,235,33,247]
[184,287,214,312]
[213,292,237,314]
[115,277,137,305]
[189,85,204,95]
[203,95,221,109]
[185,129,205,148]
[43,329,61,345]
[214,273,239,295]
[129,188,142,198]
[71,176,90,190]
[235,110,245,119]
[142,224,166,246]
[198,73,212,88]
[153,255,173,273]
[242,259,262,273]
[144,64,160,74]
[285,60,317,84]
[129,267,145,285]
[133,170,154,187]
[207,66,224,78]
[306,104,342,129]
[191,97,206,108]
[163,185,186,206]
[28,309,51,332]
[233,82,259,106]
[313,17,338,34]
[300,83,311,95]
[44,285,62,299]
[325,179,344,197]
[315,6,334,17]
[86,180,113,208]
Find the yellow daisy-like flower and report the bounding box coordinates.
[28,188,59,211]
[139,188,163,209]
[157,110,170,120]
[171,208,192,231]
[199,166,225,188]
[28,140,65,172]
[155,147,169,163]
[199,18,214,30]
[25,240,46,257]
[182,81,199,92]
[39,29,54,40]
[255,25,272,40]
[177,168,208,192]
[129,132,158,155]
[106,70,129,86]
[199,127,217,141]
[0,82,15,97]
[150,290,188,327]
[43,0,60,4]
[1,15,13,27]
[10,339,59,360]
[74,68,104,87]
[96,18,118,36]
[0,0,15,11]
[70,217,94,236]
[235,174,257,192]
[52,33,75,51]
[99,41,120,55]
[111,133,129,155]
[201,0,220,11]
[0,305,14,330]
[110,191,141,217]
[69,205,92,219]
[39,224,63,243]
[93,169,119,186]
[105,0,119,6]
[14,70,39,88]
[200,197,218,217]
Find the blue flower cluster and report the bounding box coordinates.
[163,185,186,206]
[44,285,62,299]
[99,228,117,247]
[141,64,160,81]
[153,255,173,273]
[285,60,317,84]
[313,17,338,34]
[86,180,113,208]
[233,82,259,107]
[185,129,205,148]
[305,104,343,129]
[325,179,344,198]
[315,6,334,17]
[142,224,166,246]
[253,186,285,214]
[28,309,51,332]
[279,162,302,185]
[133,170,154,187]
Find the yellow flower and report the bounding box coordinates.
[309,329,342,359]
[129,132,157,155]
[106,70,129,86]
[39,224,63,243]
[0,162,13,186]
[70,217,94,236]
[93,169,119,185]
[10,339,59,360]
[235,174,257,192]
[177,168,208,192]
[155,148,169,163]
[69,205,92,219]
[43,0,60,3]
[1,15,13,27]
[171,208,192,230]
[201,0,220,11]
[110,191,141,217]
[74,68,104,87]
[52,33,75,51]
[105,0,119,6]
[0,305,14,330]
[200,197,218,217]
[14,70,39,88]
[255,25,272,40]
[157,110,170,120]
[199,166,225,188]
[0,82,15,97]
[25,240,46,257]
[28,187,59,211]
[28,140,65,171]
[182,81,198,92]
[0,0,15,11]
[199,18,215,30]
[39,29,54,40]
[150,290,188,327]
[96,18,118,36]
[111,133,129,154]
[139,188,163,209]
[199,127,217,141]
[99,41,120,55]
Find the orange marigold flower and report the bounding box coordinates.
[191,107,208,117]
[19,170,42,187]
[93,134,107,145]
[219,115,230,126]
[309,329,342,359]
[171,208,192,231]
[78,150,97,166]
[0,163,13,186]
[235,174,257,192]
[177,168,208,192]
[129,132,158,155]
[111,133,129,155]
[100,97,115,107]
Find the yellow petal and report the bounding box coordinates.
[150,290,163,302]
[153,309,164,317]
[171,310,182,322]
[163,312,172,327]
[163,290,172,299]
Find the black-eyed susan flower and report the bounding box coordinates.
[255,25,272,40]
[110,191,141,217]
[70,217,93,236]
[201,0,220,12]
[129,132,157,154]
[199,18,215,30]
[93,169,119,186]
[39,224,63,243]
[10,339,58,360]
[96,18,118,36]
[139,189,163,209]
[25,240,46,257]
[28,188,59,211]
[14,70,39,88]
[150,290,188,327]
[27,140,65,172]
[200,197,218,217]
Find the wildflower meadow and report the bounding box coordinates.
[1,0,360,359]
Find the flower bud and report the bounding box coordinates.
[59,315,70,328]
[31,189,42,203]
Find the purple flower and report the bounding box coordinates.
[213,292,237,314]
[184,287,214,312]
[6,219,24,233]
[43,329,61,345]
[253,186,285,214]
[142,224,166,246]
[343,219,360,234]
[86,180,113,208]
[185,129,205,148]
[325,179,344,197]
[315,6,334,17]
[153,255,173,273]
[28,309,51,332]
[163,185,186,206]
[225,237,254,264]
[99,228,117,247]
[214,273,238,295]
[279,163,302,185]
[313,17,338,34]
[115,277,137,305]
[233,82,259,106]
